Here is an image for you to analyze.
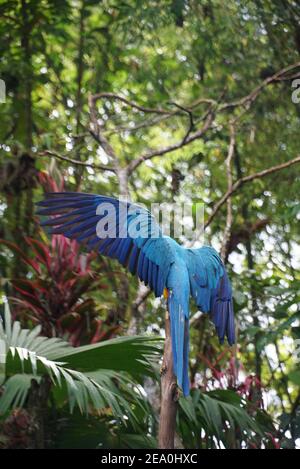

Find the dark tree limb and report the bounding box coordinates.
[158,309,179,449]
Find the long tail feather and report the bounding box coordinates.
[168,291,190,396]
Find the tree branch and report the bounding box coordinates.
[89,92,176,115]
[41,63,300,196]
[88,93,118,161]
[127,111,215,174]
[205,155,300,229]
[167,101,195,143]
[39,150,116,173]
[219,61,300,112]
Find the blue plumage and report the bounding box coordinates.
[37,192,235,397]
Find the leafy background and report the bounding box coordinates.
[0,0,299,449]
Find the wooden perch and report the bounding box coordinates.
[158,309,179,449]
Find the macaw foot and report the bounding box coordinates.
[173,385,180,402]
[160,363,167,375]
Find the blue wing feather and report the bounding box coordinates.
[184,246,235,346]
[37,192,175,298]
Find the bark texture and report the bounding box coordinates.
[158,310,178,449]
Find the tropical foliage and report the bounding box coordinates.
[0,303,161,448]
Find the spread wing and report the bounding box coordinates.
[183,246,235,345]
[37,192,175,297]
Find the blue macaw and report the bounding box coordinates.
[37,192,235,396]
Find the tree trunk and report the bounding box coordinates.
[158,309,178,449]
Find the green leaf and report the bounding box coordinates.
[52,335,162,378]
[288,371,300,386]
[0,374,35,414]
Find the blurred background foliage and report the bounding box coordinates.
[0,0,299,449]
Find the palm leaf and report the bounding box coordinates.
[51,335,162,378]
[0,374,34,414]
[178,388,267,449]
[0,303,159,420]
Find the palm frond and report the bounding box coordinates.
[178,389,271,448]
[52,334,162,378]
[0,303,159,420]
[0,374,34,414]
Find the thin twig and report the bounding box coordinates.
[39,150,116,173]
[88,93,118,160]
[205,154,300,229]
[167,102,195,143]
[127,111,215,174]
[87,94,201,138]
[90,92,175,115]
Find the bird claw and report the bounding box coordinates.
[173,387,180,402]
[160,363,167,375]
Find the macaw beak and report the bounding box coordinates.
[163,288,169,299]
